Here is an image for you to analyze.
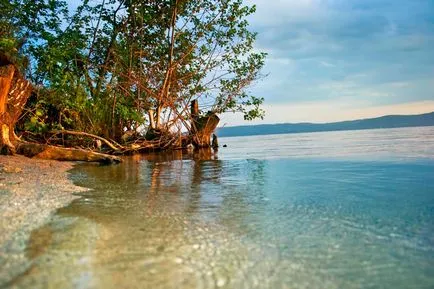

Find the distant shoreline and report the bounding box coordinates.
[217,112,434,137]
[218,124,434,139]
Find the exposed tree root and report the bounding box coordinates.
[50,130,121,152]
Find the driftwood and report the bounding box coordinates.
[17,143,121,164]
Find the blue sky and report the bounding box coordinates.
[221,0,434,125]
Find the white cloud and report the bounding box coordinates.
[319,61,335,67]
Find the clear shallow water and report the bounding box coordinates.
[8,127,434,288]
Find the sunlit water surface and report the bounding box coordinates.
[8,127,434,288]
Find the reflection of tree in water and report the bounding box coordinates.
[65,149,221,218]
[36,149,266,234]
[17,149,227,288]
[17,150,273,288]
[140,150,269,237]
[142,148,220,215]
[187,148,222,215]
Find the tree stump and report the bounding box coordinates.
[190,100,220,148]
[0,62,32,154]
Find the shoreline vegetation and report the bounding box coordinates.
[0,0,266,163]
[0,155,86,285]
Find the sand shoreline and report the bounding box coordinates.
[0,155,87,285]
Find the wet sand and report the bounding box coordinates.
[0,155,86,286]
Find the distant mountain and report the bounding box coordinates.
[216,112,434,137]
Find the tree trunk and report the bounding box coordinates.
[155,106,161,129]
[0,64,32,154]
[191,99,199,119]
[148,109,156,129]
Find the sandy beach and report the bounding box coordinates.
[0,155,86,286]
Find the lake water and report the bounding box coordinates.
[8,127,434,288]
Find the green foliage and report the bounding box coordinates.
[23,101,49,133]
[0,38,15,51]
[4,0,267,140]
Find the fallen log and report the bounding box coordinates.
[16,143,122,164]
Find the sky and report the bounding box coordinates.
[220,0,434,126]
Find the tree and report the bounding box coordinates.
[121,0,266,133]
[2,0,266,149]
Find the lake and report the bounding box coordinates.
[9,127,434,288]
